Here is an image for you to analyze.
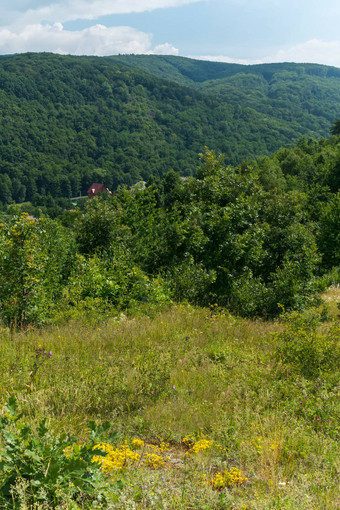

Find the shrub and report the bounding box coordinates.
[276,310,340,378]
[0,397,115,508]
[168,255,216,304]
[229,272,267,317]
[0,213,75,326]
[318,192,340,269]
[64,252,170,311]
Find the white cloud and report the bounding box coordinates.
[273,39,340,67]
[191,54,263,65]
[2,0,200,29]
[0,0,190,55]
[0,22,179,55]
[193,39,340,68]
[150,43,179,55]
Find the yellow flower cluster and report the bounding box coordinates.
[92,438,171,474]
[132,438,145,448]
[159,441,170,452]
[208,467,248,490]
[191,438,214,453]
[92,442,140,472]
[148,442,170,453]
[183,434,214,453]
[142,452,165,469]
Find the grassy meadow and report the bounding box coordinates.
[0,291,339,509]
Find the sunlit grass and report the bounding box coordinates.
[0,304,339,508]
[321,284,340,316]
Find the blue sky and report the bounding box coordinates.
[0,0,340,66]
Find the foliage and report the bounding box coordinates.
[0,397,116,508]
[0,212,75,326]
[276,310,340,378]
[0,146,328,324]
[167,255,216,304]
[75,193,128,255]
[259,193,320,315]
[318,193,340,268]
[64,252,170,311]
[330,118,340,136]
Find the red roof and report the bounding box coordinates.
[87,183,108,197]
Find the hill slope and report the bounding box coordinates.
[111,55,340,134]
[109,54,340,85]
[0,53,340,204]
[0,303,339,508]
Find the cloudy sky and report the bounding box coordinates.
[1,0,340,66]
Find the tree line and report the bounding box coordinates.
[0,139,339,327]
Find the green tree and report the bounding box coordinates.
[318,193,340,269]
[330,118,340,136]
[0,213,75,326]
[75,194,129,255]
[260,192,320,315]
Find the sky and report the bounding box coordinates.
[1,0,340,67]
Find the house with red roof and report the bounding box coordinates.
[87,183,112,198]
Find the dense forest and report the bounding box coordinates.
[0,134,339,325]
[1,53,340,210]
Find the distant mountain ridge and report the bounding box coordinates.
[109,55,340,85]
[0,52,340,206]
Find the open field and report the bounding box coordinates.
[0,292,339,509]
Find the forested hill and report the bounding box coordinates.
[109,54,340,85]
[1,52,340,206]
[110,55,340,134]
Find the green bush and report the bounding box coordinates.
[0,213,75,326]
[276,310,340,378]
[64,252,170,311]
[168,255,216,304]
[318,193,340,269]
[229,272,267,317]
[0,397,116,508]
[313,267,340,292]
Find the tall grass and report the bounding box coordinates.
[0,297,339,509]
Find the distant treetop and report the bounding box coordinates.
[331,119,340,136]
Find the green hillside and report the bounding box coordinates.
[112,55,340,136]
[0,53,340,206]
[110,54,340,85]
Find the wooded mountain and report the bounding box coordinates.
[0,52,340,205]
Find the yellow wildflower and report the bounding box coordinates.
[209,467,248,490]
[132,438,145,449]
[191,438,214,453]
[159,441,170,452]
[142,453,165,469]
[183,434,213,453]
[92,442,140,473]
